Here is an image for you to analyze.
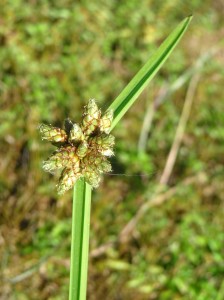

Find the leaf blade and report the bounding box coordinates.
[109,16,193,130]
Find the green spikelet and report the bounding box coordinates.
[69,124,84,143]
[43,146,79,172]
[90,134,115,147]
[89,134,115,156]
[83,169,101,188]
[85,153,112,173]
[57,168,81,195]
[76,141,88,158]
[83,99,101,119]
[82,99,101,135]
[97,159,112,173]
[81,153,110,187]
[82,157,101,187]
[99,109,113,134]
[39,124,67,143]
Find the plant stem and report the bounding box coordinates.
[69,178,92,300]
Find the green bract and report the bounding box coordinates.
[39,99,114,194]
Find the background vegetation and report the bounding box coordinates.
[0,0,223,299]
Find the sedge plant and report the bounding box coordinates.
[39,16,192,300]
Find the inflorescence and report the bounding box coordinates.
[39,99,114,194]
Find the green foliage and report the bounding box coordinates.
[0,1,224,300]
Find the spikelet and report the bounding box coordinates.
[39,124,67,143]
[99,109,113,134]
[97,158,112,173]
[76,141,88,158]
[81,154,101,187]
[82,99,101,136]
[57,168,81,195]
[69,124,84,143]
[83,168,101,188]
[81,152,112,186]
[89,134,115,156]
[43,146,78,172]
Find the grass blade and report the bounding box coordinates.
[109,16,192,130]
[69,179,92,300]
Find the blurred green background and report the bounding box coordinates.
[0,0,224,299]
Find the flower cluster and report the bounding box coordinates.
[39,99,114,194]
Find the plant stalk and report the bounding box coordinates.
[69,178,92,300]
